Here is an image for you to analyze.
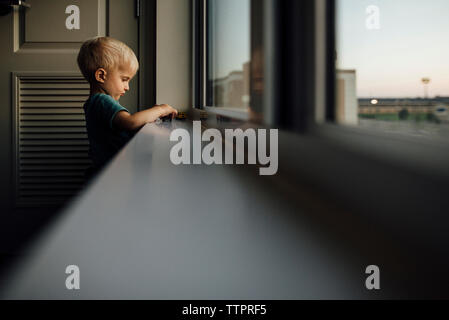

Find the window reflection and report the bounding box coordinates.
[207,0,250,110]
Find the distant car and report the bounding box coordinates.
[434,105,449,122]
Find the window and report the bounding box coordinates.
[195,0,314,128]
[194,0,266,123]
[336,0,449,139]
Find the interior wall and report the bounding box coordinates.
[156,0,192,111]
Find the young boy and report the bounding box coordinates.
[77,37,177,177]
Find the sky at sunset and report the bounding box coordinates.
[337,0,449,98]
[209,0,250,79]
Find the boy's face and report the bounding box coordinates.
[100,65,136,101]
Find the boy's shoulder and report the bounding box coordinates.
[86,93,116,106]
[84,93,126,112]
[84,93,129,129]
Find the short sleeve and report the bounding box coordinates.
[93,94,130,129]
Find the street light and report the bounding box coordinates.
[421,77,431,99]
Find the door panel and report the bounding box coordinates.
[25,0,106,43]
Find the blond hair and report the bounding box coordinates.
[77,37,139,83]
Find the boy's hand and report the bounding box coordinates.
[114,104,179,131]
[156,104,178,119]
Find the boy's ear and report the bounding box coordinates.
[95,68,107,83]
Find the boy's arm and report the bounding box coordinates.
[113,104,178,131]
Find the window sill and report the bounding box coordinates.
[5,120,445,298]
[203,106,250,121]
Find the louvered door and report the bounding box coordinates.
[12,73,91,206]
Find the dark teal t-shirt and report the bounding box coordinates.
[83,93,134,170]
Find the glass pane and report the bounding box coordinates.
[336,0,449,138]
[207,0,250,110]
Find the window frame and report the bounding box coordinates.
[138,0,157,110]
[192,0,205,109]
[193,0,259,122]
